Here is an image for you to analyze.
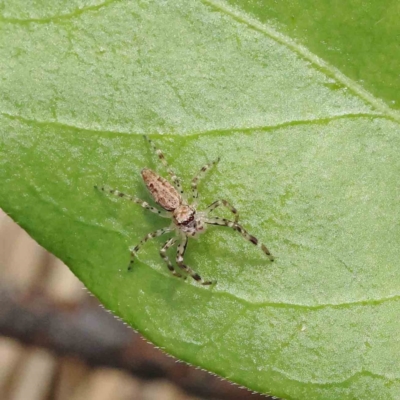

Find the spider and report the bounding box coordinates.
[95,135,274,285]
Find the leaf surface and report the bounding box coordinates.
[1,1,399,399]
[228,0,400,109]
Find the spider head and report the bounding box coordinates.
[173,205,195,225]
[173,205,207,237]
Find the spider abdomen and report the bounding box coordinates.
[141,168,181,211]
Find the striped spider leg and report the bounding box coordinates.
[94,185,171,218]
[176,232,212,285]
[191,157,220,205]
[204,217,274,261]
[96,135,274,286]
[159,237,184,278]
[144,135,185,197]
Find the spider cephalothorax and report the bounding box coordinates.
[96,135,274,285]
[173,205,194,224]
[173,205,207,236]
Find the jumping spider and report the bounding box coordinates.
[95,135,274,285]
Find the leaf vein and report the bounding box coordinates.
[0,111,387,139]
[0,0,120,25]
[271,366,400,386]
[215,290,400,311]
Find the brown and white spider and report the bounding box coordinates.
[95,135,274,285]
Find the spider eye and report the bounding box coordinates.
[182,214,195,225]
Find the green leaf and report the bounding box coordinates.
[1,1,399,399]
[227,0,400,110]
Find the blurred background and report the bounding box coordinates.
[0,209,274,400]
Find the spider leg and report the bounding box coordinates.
[205,199,239,223]
[205,218,274,261]
[95,185,171,217]
[160,237,183,278]
[143,135,185,197]
[176,234,213,285]
[191,157,220,204]
[128,227,172,271]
